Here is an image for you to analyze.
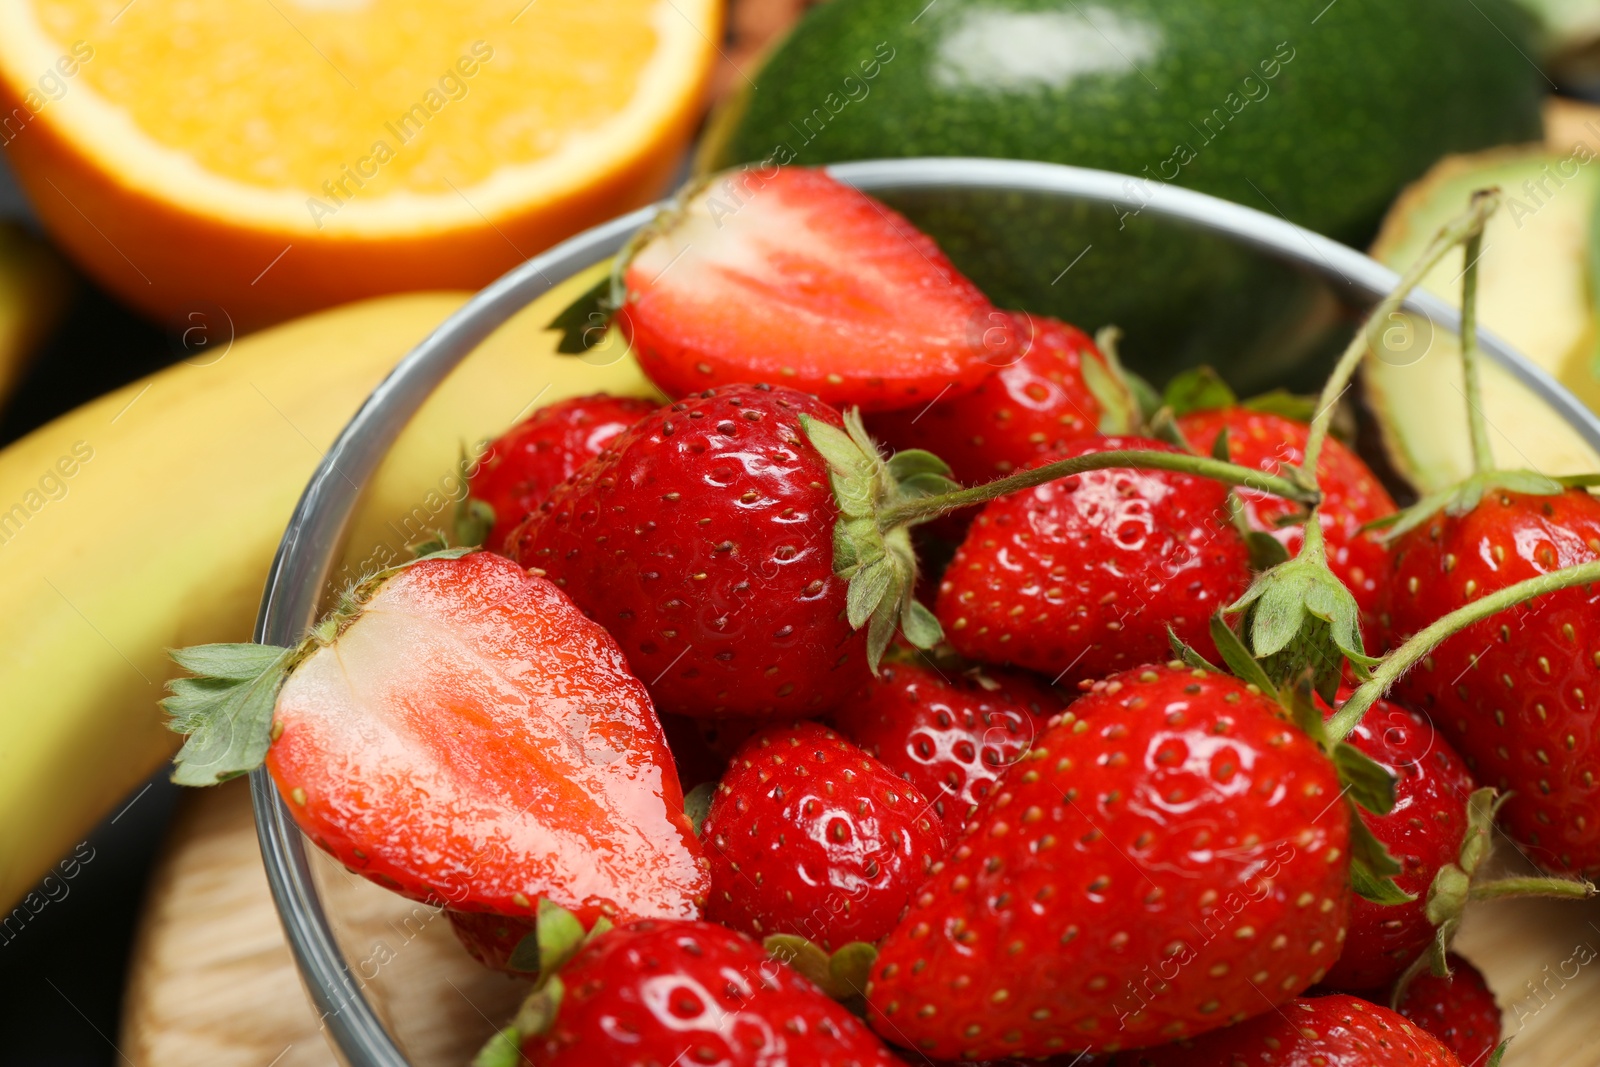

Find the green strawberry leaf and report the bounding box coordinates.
[1163,365,1238,418]
[470,1028,525,1067]
[886,448,954,482]
[1244,530,1291,571]
[803,411,950,672]
[901,599,943,650]
[763,935,877,1003]
[1168,628,1221,673]
[534,898,587,978]
[1486,1040,1511,1067]
[1240,389,1320,424]
[1382,469,1565,543]
[1207,614,1277,696]
[1333,742,1398,816]
[164,644,295,786]
[1084,325,1145,433]
[683,781,716,836]
[1347,804,1415,906]
[548,274,616,355]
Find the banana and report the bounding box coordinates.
[0,222,71,408]
[0,263,657,909]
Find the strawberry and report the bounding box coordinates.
[865,664,1350,1059]
[1177,406,1395,633]
[467,393,658,552]
[830,657,1068,836]
[164,550,709,923]
[617,167,1011,412]
[1321,693,1477,990]
[934,436,1253,686]
[1112,994,1464,1065]
[515,918,902,1066]
[867,314,1121,486]
[1395,954,1502,1066]
[1384,488,1600,874]
[701,722,945,950]
[507,383,877,719]
[448,910,537,975]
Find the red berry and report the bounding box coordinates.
[868,314,1109,485]
[468,394,658,551]
[265,551,708,922]
[866,665,1350,1058]
[702,722,945,950]
[1177,407,1395,635]
[831,658,1068,836]
[510,384,871,719]
[522,919,901,1066]
[619,167,1010,412]
[934,436,1252,687]
[447,910,536,975]
[1395,954,1501,1066]
[1322,693,1477,990]
[1385,488,1600,874]
[1114,994,1463,1065]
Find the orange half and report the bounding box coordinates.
[0,0,719,328]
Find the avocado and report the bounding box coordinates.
[702,0,1545,385]
[1365,142,1600,491]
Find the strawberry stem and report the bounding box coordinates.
[877,449,1318,529]
[1329,559,1600,741]
[1457,190,1501,475]
[1300,191,1501,480]
[1469,875,1596,902]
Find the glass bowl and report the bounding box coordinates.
[249,158,1600,1066]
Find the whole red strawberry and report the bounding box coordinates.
[1321,693,1477,990]
[168,552,709,923]
[520,919,902,1066]
[865,664,1350,1058]
[831,657,1068,836]
[1395,954,1501,1066]
[1113,995,1463,1065]
[1178,407,1395,633]
[1385,488,1600,874]
[702,722,944,950]
[509,384,871,719]
[934,436,1252,686]
[619,166,1010,412]
[868,314,1113,485]
[468,393,658,551]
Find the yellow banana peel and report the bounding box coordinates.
[0,264,656,910]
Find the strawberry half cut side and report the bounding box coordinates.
[616,166,1012,412]
[162,549,709,924]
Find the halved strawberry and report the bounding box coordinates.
[468,393,659,552]
[163,550,709,925]
[618,167,1011,412]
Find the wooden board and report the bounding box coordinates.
[122,780,1600,1065]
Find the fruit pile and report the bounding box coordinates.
[165,168,1599,1065]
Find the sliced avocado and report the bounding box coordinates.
[1366,145,1600,492]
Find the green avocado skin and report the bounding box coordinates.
[707,0,1545,384]
[714,0,1542,242]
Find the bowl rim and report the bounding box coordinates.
[249,156,1600,1066]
